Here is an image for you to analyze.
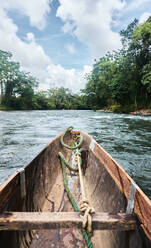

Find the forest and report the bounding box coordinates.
[0,17,151,112]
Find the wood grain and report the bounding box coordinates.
[91,137,151,240]
[0,172,19,211]
[0,212,136,231]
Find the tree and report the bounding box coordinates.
[120,18,138,48]
[47,87,79,109]
[0,50,12,104]
[82,17,151,111]
[0,49,38,109]
[131,17,151,105]
[83,54,116,109]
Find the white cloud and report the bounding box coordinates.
[57,0,125,58]
[26,32,35,42]
[66,43,76,54]
[0,8,50,72]
[45,64,92,92]
[4,0,151,93]
[139,12,151,24]
[0,6,91,92]
[1,0,51,29]
[0,8,50,87]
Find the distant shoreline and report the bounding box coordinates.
[130,109,151,116]
[1,104,151,116]
[96,109,151,116]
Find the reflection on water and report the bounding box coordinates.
[0,110,151,199]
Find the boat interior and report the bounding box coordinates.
[0,129,150,248]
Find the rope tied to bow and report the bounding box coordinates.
[75,152,95,236]
[80,198,95,235]
[59,126,94,248]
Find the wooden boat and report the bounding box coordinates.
[0,127,151,248]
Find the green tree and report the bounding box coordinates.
[0,49,38,109]
[0,50,12,104]
[83,17,151,111]
[131,17,151,105]
[83,54,115,109]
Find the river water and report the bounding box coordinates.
[0,110,151,199]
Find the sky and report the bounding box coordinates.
[0,0,151,92]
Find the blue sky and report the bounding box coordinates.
[7,0,90,70]
[0,0,151,91]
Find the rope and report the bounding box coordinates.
[76,153,95,235]
[58,126,94,248]
[58,152,78,172]
[58,153,93,248]
[80,199,95,234]
[58,153,79,211]
[60,126,83,150]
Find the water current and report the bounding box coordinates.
[0,110,151,199]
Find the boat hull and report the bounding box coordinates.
[0,130,150,247]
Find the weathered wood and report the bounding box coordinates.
[0,130,151,248]
[88,135,151,240]
[0,212,136,231]
[0,172,19,211]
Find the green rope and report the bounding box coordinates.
[58,152,78,172]
[60,126,83,150]
[58,127,94,248]
[59,154,79,211]
[59,155,93,248]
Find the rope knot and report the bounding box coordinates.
[80,198,95,235]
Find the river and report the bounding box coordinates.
[0,110,151,199]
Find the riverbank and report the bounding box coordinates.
[0,105,13,111]
[97,108,151,115]
[1,104,151,115]
[130,109,151,115]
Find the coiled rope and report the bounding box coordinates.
[60,126,83,150]
[58,126,94,248]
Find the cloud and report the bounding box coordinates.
[56,0,125,58]
[66,43,76,54]
[139,12,151,24]
[45,64,92,92]
[26,32,35,42]
[0,6,91,92]
[0,8,50,87]
[4,0,151,93]
[1,0,51,29]
[0,8,50,71]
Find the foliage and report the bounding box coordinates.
[46,87,86,110]
[141,64,151,93]
[1,16,151,112]
[0,50,87,110]
[83,17,151,111]
[0,50,38,109]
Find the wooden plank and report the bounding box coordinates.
[90,138,151,240]
[0,212,136,231]
[0,172,19,210]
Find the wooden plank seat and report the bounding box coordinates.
[0,212,136,231]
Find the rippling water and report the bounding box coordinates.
[0,110,151,199]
